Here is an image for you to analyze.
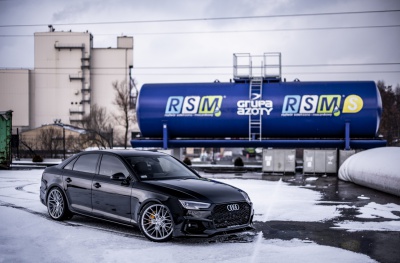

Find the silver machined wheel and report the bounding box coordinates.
[140,203,173,241]
[47,188,65,220]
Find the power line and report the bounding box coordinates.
[1,9,399,28]
[3,24,400,37]
[133,71,400,76]
[1,62,399,71]
[284,62,400,68]
[284,70,400,75]
[1,24,399,37]
[130,24,400,35]
[133,63,400,69]
[1,70,399,76]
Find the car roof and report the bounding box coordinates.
[82,149,167,157]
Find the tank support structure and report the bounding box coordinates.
[345,122,351,151]
[163,124,168,150]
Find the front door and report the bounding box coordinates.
[91,154,132,223]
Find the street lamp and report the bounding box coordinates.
[129,65,138,109]
[62,125,65,159]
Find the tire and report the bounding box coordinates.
[46,187,72,221]
[139,202,174,242]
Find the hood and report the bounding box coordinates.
[145,178,245,204]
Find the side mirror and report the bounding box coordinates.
[110,172,126,181]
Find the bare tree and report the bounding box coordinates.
[377,81,400,146]
[81,104,113,149]
[37,126,62,158]
[112,81,135,149]
[19,137,40,158]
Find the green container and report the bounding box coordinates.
[0,110,12,169]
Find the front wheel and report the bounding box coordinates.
[139,203,174,242]
[47,187,72,221]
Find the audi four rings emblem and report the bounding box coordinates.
[227,204,240,211]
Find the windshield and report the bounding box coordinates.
[125,155,199,181]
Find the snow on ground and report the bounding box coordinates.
[356,202,400,220]
[1,169,399,262]
[0,206,377,263]
[331,202,400,232]
[333,220,400,232]
[220,178,400,233]
[217,178,341,222]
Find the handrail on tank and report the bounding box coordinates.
[233,52,281,81]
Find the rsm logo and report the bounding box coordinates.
[165,95,223,117]
[281,94,363,117]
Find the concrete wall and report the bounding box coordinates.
[0,69,30,131]
[91,48,132,116]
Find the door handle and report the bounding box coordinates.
[93,182,101,188]
[65,178,72,183]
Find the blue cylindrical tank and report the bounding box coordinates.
[136,81,382,139]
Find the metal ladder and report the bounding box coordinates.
[249,77,263,140]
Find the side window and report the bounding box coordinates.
[99,154,130,177]
[73,154,99,174]
[63,157,77,170]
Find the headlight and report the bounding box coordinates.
[179,200,211,210]
[240,190,252,203]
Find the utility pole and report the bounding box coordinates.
[62,125,65,159]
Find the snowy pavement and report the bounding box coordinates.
[1,169,399,263]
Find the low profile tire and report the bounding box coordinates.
[47,187,72,221]
[139,203,174,242]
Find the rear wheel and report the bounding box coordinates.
[139,203,174,242]
[47,187,72,221]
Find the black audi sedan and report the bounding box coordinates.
[40,150,254,242]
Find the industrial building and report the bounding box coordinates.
[0,27,134,137]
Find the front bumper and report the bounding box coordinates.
[173,202,254,238]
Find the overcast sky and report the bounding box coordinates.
[1,0,399,87]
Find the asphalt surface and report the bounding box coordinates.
[202,172,400,263]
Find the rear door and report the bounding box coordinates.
[63,153,100,213]
[91,154,133,223]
